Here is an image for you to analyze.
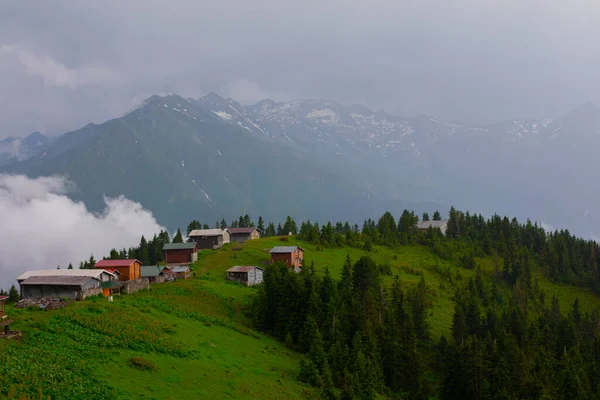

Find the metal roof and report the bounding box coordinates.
[269,246,305,253]
[227,266,263,273]
[95,259,140,268]
[188,229,229,237]
[20,275,99,286]
[163,242,197,250]
[170,266,191,273]
[228,228,260,234]
[417,220,448,229]
[0,296,8,301]
[140,265,162,277]
[16,269,116,281]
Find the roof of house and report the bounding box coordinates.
[269,246,305,254]
[16,269,116,282]
[170,266,191,273]
[94,259,140,268]
[20,275,99,286]
[228,228,261,234]
[417,220,449,229]
[0,296,8,301]
[161,268,176,274]
[227,266,263,273]
[163,242,197,251]
[140,265,163,277]
[188,229,229,237]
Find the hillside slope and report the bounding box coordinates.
[4,236,600,398]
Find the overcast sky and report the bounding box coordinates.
[1,0,599,137]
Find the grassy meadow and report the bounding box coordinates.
[2,236,600,399]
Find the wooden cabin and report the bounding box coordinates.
[269,246,305,269]
[163,242,198,265]
[188,229,230,250]
[94,259,142,281]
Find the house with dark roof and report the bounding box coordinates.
[163,242,198,265]
[416,220,449,235]
[141,265,165,284]
[188,229,230,250]
[228,228,261,243]
[226,266,264,286]
[94,259,142,281]
[19,275,102,300]
[269,246,304,269]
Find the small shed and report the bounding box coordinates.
[170,265,192,280]
[141,265,165,283]
[163,242,198,265]
[269,246,305,269]
[228,228,261,243]
[19,275,102,300]
[188,229,231,250]
[226,266,264,286]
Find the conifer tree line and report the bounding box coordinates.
[252,255,600,399]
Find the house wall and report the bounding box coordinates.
[230,233,251,243]
[271,250,303,268]
[250,268,264,285]
[227,271,249,286]
[222,230,230,244]
[122,278,149,294]
[164,249,195,264]
[191,236,223,250]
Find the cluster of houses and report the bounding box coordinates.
[13,226,306,301]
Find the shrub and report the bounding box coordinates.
[279,236,289,242]
[129,356,157,371]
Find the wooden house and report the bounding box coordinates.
[188,229,231,250]
[163,242,198,265]
[226,266,264,286]
[170,265,192,280]
[269,246,304,269]
[416,220,449,235]
[94,259,142,281]
[228,228,261,243]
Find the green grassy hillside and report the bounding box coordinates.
[3,236,600,399]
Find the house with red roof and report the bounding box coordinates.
[94,259,141,281]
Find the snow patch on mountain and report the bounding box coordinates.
[306,108,340,125]
[212,111,233,120]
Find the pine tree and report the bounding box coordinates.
[265,222,276,237]
[257,216,265,231]
[433,211,442,221]
[220,218,227,229]
[8,284,19,302]
[67,263,73,269]
[422,212,430,221]
[173,228,184,243]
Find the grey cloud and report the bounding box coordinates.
[1,0,600,136]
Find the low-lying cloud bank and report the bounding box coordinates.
[0,174,164,288]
